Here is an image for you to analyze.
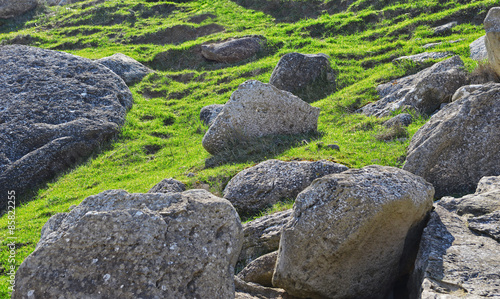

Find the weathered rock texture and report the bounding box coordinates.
[403,82,500,198]
[0,45,133,210]
[237,251,278,287]
[224,159,348,216]
[14,189,243,299]
[360,56,468,117]
[451,84,484,102]
[0,0,37,19]
[96,53,152,85]
[202,80,320,155]
[432,21,457,35]
[273,165,434,299]
[200,104,224,127]
[269,52,336,101]
[148,178,186,193]
[235,276,293,299]
[392,52,454,65]
[485,7,500,77]
[384,113,413,128]
[470,35,488,61]
[201,37,264,63]
[410,176,500,298]
[238,210,292,268]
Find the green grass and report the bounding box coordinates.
[0,0,496,296]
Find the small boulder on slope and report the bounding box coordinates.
[201,36,264,63]
[96,53,153,85]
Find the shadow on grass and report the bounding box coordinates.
[204,130,323,169]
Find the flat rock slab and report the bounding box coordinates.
[14,189,243,299]
[392,51,454,65]
[202,80,320,155]
[0,0,37,19]
[96,53,152,85]
[0,45,133,210]
[410,176,500,298]
[404,82,500,197]
[201,36,264,63]
[361,56,468,117]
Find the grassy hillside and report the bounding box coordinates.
[0,0,496,296]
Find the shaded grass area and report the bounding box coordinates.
[0,0,496,296]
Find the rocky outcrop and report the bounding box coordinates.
[237,251,278,287]
[201,37,264,63]
[269,52,336,101]
[14,189,243,299]
[148,178,186,193]
[470,35,487,61]
[409,176,500,298]
[383,113,413,128]
[392,52,453,65]
[403,82,500,197]
[96,53,152,85]
[202,80,320,155]
[273,165,434,299]
[485,7,500,77]
[0,45,133,210]
[360,56,469,117]
[238,210,292,268]
[224,159,348,216]
[200,104,224,127]
[0,0,37,19]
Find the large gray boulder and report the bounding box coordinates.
[0,45,133,210]
[409,176,500,298]
[201,37,264,63]
[273,165,434,299]
[403,82,500,198]
[14,189,243,299]
[485,7,500,77]
[470,35,488,61]
[224,159,348,216]
[0,0,37,19]
[269,52,336,101]
[96,53,153,85]
[360,56,469,117]
[202,80,320,155]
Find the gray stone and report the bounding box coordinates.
[237,251,278,287]
[238,210,292,267]
[96,53,152,85]
[15,189,243,299]
[392,52,454,65]
[224,159,348,216]
[0,0,37,19]
[327,144,340,151]
[360,56,469,117]
[273,165,434,299]
[384,113,413,128]
[200,104,224,127]
[422,42,442,49]
[409,176,500,298]
[201,37,264,63]
[470,35,488,61]
[432,21,457,35]
[269,52,336,100]
[0,45,133,211]
[235,276,292,299]
[451,84,484,102]
[202,80,320,155]
[403,82,500,198]
[148,178,186,193]
[485,7,500,77]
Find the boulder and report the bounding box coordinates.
[432,21,457,35]
[392,52,454,65]
[96,53,153,85]
[0,0,37,19]
[200,104,224,127]
[202,80,320,155]
[235,276,292,299]
[383,113,413,128]
[272,165,434,299]
[224,159,348,216]
[403,82,500,197]
[485,7,500,77]
[269,52,336,101]
[148,178,186,193]
[470,35,488,61]
[237,251,278,287]
[14,189,243,299]
[0,45,133,211]
[409,176,500,298]
[360,56,469,117]
[201,37,264,63]
[238,210,292,268]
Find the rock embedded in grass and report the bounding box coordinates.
[96,53,153,85]
[470,35,488,61]
[202,80,320,155]
[272,165,434,299]
[485,7,500,77]
[404,82,500,198]
[201,36,264,63]
[14,189,243,299]
[392,51,454,65]
[0,45,133,211]
[148,178,186,193]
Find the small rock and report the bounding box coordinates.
[451,84,483,102]
[235,276,291,299]
[432,21,457,35]
[237,251,278,287]
[187,172,196,177]
[384,113,413,128]
[201,36,264,63]
[392,52,454,65]
[326,144,340,151]
[148,178,186,193]
[200,104,224,127]
[470,35,488,61]
[422,42,442,49]
[96,53,152,85]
